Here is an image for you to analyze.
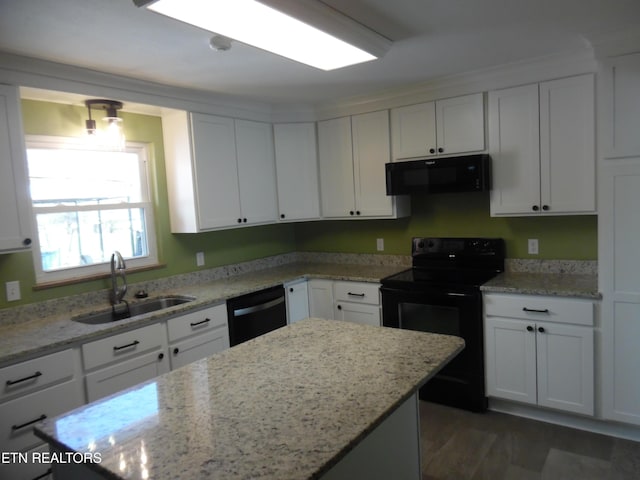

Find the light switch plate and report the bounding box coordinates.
[376,238,384,251]
[6,281,20,302]
[196,252,205,267]
[528,239,539,255]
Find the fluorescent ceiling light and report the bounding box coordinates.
[134,0,391,70]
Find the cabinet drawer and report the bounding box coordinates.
[484,293,593,326]
[333,281,380,305]
[169,328,229,370]
[0,349,76,402]
[82,323,166,371]
[0,443,52,480]
[0,379,83,453]
[166,304,227,343]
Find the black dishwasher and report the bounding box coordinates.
[227,285,287,346]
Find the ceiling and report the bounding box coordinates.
[1,0,639,106]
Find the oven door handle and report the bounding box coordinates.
[446,292,475,298]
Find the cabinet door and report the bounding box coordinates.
[435,93,485,156]
[0,84,32,252]
[273,123,321,221]
[85,350,169,402]
[169,328,229,370]
[318,117,356,218]
[235,119,278,226]
[390,101,436,161]
[308,279,334,319]
[600,163,640,425]
[539,74,595,214]
[489,84,541,216]
[485,317,537,405]
[352,110,394,217]
[535,321,594,415]
[285,280,310,324]
[604,52,640,158]
[190,113,241,229]
[334,302,381,326]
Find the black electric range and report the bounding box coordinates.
[381,237,505,412]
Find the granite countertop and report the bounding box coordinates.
[34,318,464,480]
[0,261,407,368]
[481,271,600,299]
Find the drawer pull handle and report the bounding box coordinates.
[12,414,47,431]
[190,318,211,327]
[522,307,549,314]
[6,371,42,386]
[33,468,53,480]
[347,292,366,297]
[113,340,140,351]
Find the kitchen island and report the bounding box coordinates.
[34,318,463,480]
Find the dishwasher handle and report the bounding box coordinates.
[232,296,285,317]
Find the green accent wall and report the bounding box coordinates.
[294,192,597,259]
[0,100,597,310]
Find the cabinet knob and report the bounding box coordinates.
[356,210,361,216]
[337,305,342,310]
[542,205,550,211]
[280,214,285,219]
[23,238,32,246]
[349,211,355,216]
[538,326,545,333]
[438,147,444,153]
[158,353,164,360]
[173,347,180,355]
[289,287,294,292]
[237,218,242,223]
[532,205,540,211]
[429,148,436,154]
[526,325,534,332]
[243,218,248,223]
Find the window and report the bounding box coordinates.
[25,136,158,283]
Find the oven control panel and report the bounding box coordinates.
[412,237,505,258]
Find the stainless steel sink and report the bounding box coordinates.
[72,295,195,325]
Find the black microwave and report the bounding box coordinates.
[385,154,491,195]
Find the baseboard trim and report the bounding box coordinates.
[488,398,640,442]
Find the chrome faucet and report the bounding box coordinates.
[110,251,128,307]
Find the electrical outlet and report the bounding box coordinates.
[376,238,384,251]
[6,281,21,302]
[528,238,539,255]
[196,252,205,267]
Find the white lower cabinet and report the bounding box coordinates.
[166,304,229,370]
[0,348,84,480]
[333,281,381,327]
[82,323,169,402]
[285,279,310,324]
[484,293,594,415]
[308,279,335,320]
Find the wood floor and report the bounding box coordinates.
[419,401,640,480]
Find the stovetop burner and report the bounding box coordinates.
[381,237,505,291]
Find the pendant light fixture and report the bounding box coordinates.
[85,99,126,151]
[133,0,391,71]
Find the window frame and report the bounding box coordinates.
[25,135,159,284]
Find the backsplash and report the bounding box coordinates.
[0,252,596,326]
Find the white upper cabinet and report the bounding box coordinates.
[0,84,32,253]
[390,93,485,161]
[162,110,278,232]
[489,74,595,216]
[273,123,321,222]
[603,52,640,158]
[318,111,409,219]
[235,119,278,226]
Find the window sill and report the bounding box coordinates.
[33,263,167,291]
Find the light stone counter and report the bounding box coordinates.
[480,272,600,299]
[0,261,407,368]
[34,318,464,480]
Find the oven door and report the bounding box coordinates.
[380,286,487,411]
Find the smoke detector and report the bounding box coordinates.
[209,35,232,52]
